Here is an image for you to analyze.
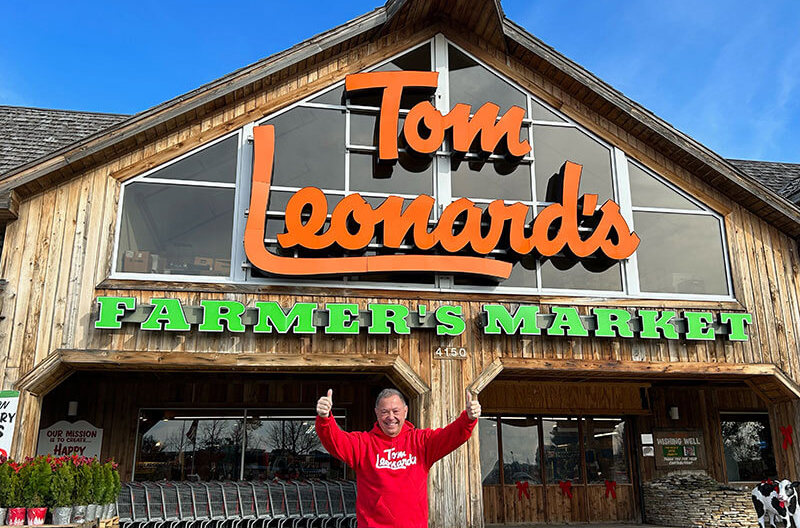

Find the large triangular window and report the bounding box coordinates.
[114,35,733,300]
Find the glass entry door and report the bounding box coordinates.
[480,415,637,524]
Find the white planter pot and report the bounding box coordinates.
[71,504,87,524]
[53,506,72,525]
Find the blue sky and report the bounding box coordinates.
[1,0,798,163]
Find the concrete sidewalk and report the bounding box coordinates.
[489,525,675,528]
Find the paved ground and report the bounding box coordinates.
[489,525,674,528]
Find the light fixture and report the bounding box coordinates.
[67,401,78,417]
[669,406,679,420]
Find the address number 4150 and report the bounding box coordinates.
[434,347,468,359]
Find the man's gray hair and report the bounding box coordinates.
[375,388,407,408]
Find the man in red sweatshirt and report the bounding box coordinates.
[315,387,480,528]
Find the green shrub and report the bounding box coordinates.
[0,462,14,507]
[74,462,93,505]
[50,462,75,508]
[20,458,52,508]
[89,459,105,505]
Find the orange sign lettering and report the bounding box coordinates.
[244,71,640,279]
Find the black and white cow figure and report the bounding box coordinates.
[752,479,800,528]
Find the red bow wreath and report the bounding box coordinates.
[559,480,573,498]
[515,481,530,500]
[604,480,617,499]
[781,425,793,450]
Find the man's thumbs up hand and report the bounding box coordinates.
[317,389,333,418]
[466,389,481,420]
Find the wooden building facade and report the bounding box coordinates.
[2,1,800,526]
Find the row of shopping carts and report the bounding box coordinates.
[117,480,357,528]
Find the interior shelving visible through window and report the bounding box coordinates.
[113,35,735,301]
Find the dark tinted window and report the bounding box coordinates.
[349,153,432,195]
[266,107,345,189]
[629,162,700,210]
[540,259,622,291]
[450,159,533,201]
[584,417,628,484]
[118,183,234,276]
[501,417,542,484]
[634,211,728,295]
[144,135,237,184]
[479,417,501,485]
[531,100,566,122]
[348,44,432,109]
[310,85,345,105]
[722,414,777,482]
[543,417,582,483]
[448,45,527,115]
[534,125,613,201]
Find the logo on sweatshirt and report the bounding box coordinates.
[375,447,418,470]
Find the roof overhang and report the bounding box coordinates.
[468,358,800,404]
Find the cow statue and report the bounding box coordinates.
[752,479,800,528]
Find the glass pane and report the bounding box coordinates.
[310,85,345,105]
[722,414,777,482]
[349,44,433,109]
[266,107,345,189]
[135,410,244,481]
[117,183,233,276]
[543,417,582,483]
[267,191,341,214]
[540,259,623,292]
[351,112,405,148]
[451,159,533,201]
[634,212,729,295]
[243,414,345,480]
[534,125,613,201]
[479,417,501,485]
[628,162,701,210]
[448,45,527,116]
[143,135,237,184]
[504,256,538,289]
[531,100,566,122]
[583,417,629,484]
[349,153,433,195]
[501,417,542,484]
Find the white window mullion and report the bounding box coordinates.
[613,147,640,295]
[232,126,252,282]
[434,34,452,289]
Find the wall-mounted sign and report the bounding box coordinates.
[244,70,640,279]
[95,296,752,341]
[653,429,706,469]
[37,420,103,458]
[0,390,20,459]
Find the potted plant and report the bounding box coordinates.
[0,458,13,524]
[87,459,104,522]
[50,458,75,525]
[20,457,52,525]
[4,461,25,526]
[72,458,92,523]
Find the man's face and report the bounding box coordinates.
[375,395,408,437]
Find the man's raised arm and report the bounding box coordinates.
[423,389,481,468]
[315,389,361,469]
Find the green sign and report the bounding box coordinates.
[94,296,752,341]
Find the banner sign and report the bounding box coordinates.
[244,70,640,279]
[37,420,103,458]
[95,296,751,341]
[0,390,20,459]
[653,429,706,469]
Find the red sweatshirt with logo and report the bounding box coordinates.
[315,411,476,528]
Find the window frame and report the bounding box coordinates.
[111,129,243,283]
[719,410,777,483]
[113,35,736,303]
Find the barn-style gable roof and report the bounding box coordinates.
[1,0,798,237]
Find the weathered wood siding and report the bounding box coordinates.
[0,20,799,528]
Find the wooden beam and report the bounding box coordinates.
[390,356,431,396]
[468,358,503,394]
[0,189,19,222]
[14,351,74,397]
